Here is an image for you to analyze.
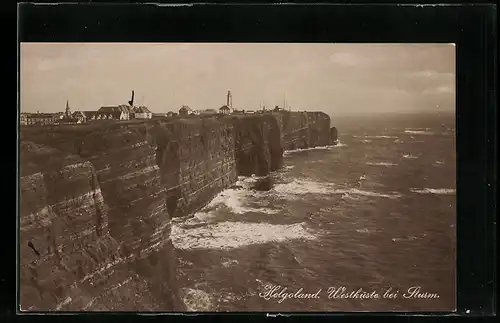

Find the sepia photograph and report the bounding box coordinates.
[18,43,456,312]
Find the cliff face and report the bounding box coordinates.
[307,112,333,147]
[20,130,184,311]
[156,119,237,217]
[19,111,336,311]
[330,126,339,142]
[230,115,283,176]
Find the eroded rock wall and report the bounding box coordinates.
[279,111,311,151]
[19,141,178,311]
[306,111,332,147]
[164,118,237,217]
[230,115,283,176]
[20,126,184,311]
[330,126,338,142]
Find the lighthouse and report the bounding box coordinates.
[226,90,232,111]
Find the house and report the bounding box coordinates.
[246,110,255,114]
[190,110,200,116]
[20,113,28,125]
[26,113,56,126]
[133,106,153,119]
[92,112,119,120]
[81,111,96,121]
[82,110,122,121]
[52,112,65,120]
[219,105,231,115]
[200,109,218,116]
[119,105,134,116]
[179,105,191,117]
[166,111,176,117]
[98,106,130,120]
[72,111,87,123]
[59,117,82,125]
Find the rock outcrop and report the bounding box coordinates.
[330,126,339,143]
[19,111,337,311]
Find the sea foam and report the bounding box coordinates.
[273,179,401,199]
[364,135,399,139]
[284,143,345,156]
[366,162,399,167]
[404,130,435,135]
[202,188,279,215]
[273,179,336,196]
[181,288,213,311]
[171,221,317,250]
[409,188,456,195]
[402,154,419,159]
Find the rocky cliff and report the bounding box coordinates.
[19,111,336,311]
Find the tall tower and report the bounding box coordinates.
[65,100,71,118]
[226,90,232,110]
[128,90,135,106]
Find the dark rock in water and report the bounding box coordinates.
[252,176,274,191]
[330,126,338,142]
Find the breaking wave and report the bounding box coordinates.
[221,259,239,268]
[366,162,399,167]
[284,143,346,156]
[402,154,419,159]
[364,135,399,139]
[201,188,279,215]
[354,135,398,139]
[392,234,427,242]
[405,127,432,131]
[341,193,360,201]
[346,188,401,199]
[181,288,213,311]
[177,177,280,226]
[356,228,379,234]
[273,179,401,199]
[273,179,336,196]
[409,188,456,195]
[404,130,435,135]
[171,221,316,250]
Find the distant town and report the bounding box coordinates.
[20,90,290,126]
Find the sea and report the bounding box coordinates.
[171,111,456,312]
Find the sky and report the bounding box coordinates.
[20,43,455,117]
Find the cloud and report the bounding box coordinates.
[422,85,455,95]
[408,70,455,79]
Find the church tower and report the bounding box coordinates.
[65,100,72,119]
